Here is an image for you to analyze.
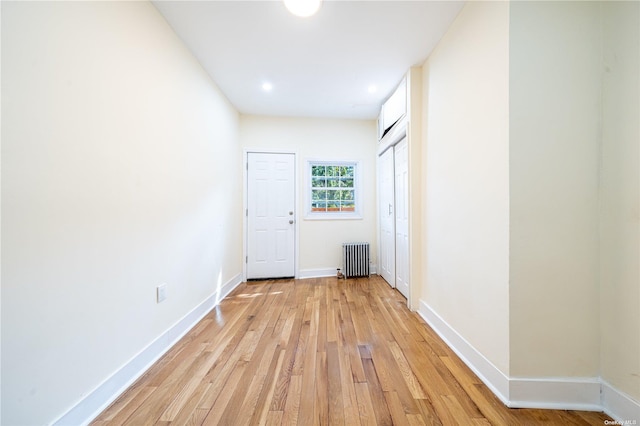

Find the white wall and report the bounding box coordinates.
[240,115,377,276]
[599,0,640,404]
[509,0,601,379]
[419,0,638,414]
[420,1,511,375]
[1,2,241,424]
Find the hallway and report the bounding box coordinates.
[93,276,611,425]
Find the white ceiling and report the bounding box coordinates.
[153,1,464,120]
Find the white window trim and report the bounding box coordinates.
[305,159,362,220]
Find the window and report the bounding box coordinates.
[306,161,361,219]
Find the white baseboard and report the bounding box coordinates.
[509,377,601,411]
[417,299,510,403]
[52,273,243,426]
[418,298,640,421]
[602,380,640,423]
[213,273,243,304]
[298,268,338,279]
[298,265,378,279]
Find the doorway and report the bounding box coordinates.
[246,152,296,279]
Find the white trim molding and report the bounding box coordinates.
[601,380,640,424]
[53,273,243,426]
[417,299,510,403]
[418,298,640,421]
[298,268,339,279]
[298,265,378,280]
[508,377,601,411]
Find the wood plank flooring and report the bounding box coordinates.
[92,275,612,425]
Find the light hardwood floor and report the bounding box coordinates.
[92,275,611,425]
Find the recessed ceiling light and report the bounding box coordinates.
[368,85,378,94]
[262,82,273,92]
[283,0,322,17]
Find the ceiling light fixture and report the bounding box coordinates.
[262,82,273,92]
[283,0,322,17]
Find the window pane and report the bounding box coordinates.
[327,190,340,201]
[342,166,354,177]
[312,190,327,201]
[339,178,354,188]
[341,202,355,211]
[341,190,354,201]
[312,178,326,188]
[326,166,339,177]
[326,178,340,188]
[327,201,340,211]
[311,201,327,211]
[340,201,356,212]
[312,166,326,176]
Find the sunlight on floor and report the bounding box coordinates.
[234,291,284,299]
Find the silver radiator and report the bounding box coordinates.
[342,242,370,278]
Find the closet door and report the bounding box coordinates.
[378,148,395,286]
[394,137,409,299]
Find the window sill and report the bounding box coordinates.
[304,213,363,221]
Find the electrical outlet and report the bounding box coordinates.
[157,284,167,303]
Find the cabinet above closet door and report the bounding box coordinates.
[381,77,407,137]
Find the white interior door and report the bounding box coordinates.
[394,137,409,299]
[247,152,295,279]
[379,148,395,287]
